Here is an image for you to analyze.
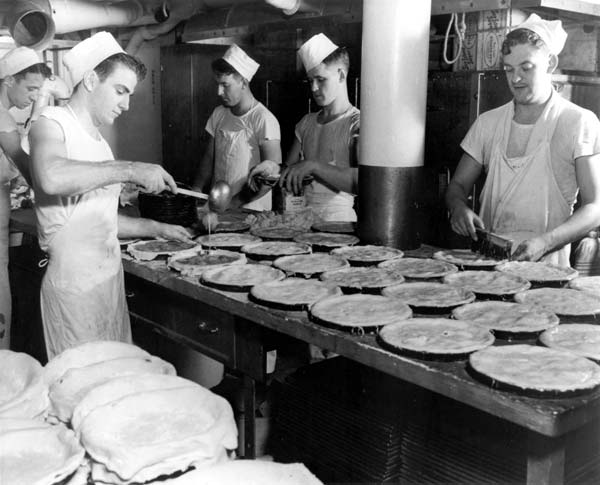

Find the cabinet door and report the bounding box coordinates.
[161,44,227,184]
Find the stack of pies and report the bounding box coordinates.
[44,341,152,387]
[382,282,475,313]
[0,350,49,420]
[452,301,559,338]
[127,239,199,261]
[48,355,176,423]
[443,270,531,298]
[311,221,356,234]
[469,344,600,395]
[0,421,85,485]
[320,267,405,293]
[250,278,342,311]
[196,232,261,250]
[201,264,285,291]
[80,386,237,484]
[330,245,404,266]
[293,232,360,251]
[514,288,600,318]
[495,261,578,285]
[568,276,600,297]
[273,253,349,278]
[167,249,246,277]
[379,257,458,280]
[71,374,198,434]
[251,226,305,241]
[309,294,412,331]
[539,324,600,362]
[433,249,506,269]
[241,241,311,261]
[378,318,494,359]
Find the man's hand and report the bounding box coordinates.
[511,235,549,262]
[130,162,178,194]
[248,160,280,191]
[280,161,316,195]
[155,223,194,242]
[450,204,485,240]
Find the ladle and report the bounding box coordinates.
[175,181,232,213]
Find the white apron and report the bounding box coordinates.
[37,106,131,359]
[479,94,572,267]
[214,126,271,212]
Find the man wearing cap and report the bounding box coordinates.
[0,46,51,349]
[29,32,191,358]
[192,44,281,211]
[446,14,600,266]
[268,33,360,222]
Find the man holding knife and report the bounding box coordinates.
[29,32,190,358]
[446,14,600,266]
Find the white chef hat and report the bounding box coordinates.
[511,13,567,55]
[222,44,259,82]
[0,47,42,79]
[63,31,124,87]
[298,33,339,72]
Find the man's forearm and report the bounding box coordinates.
[35,159,132,196]
[543,203,600,252]
[118,214,160,239]
[445,182,471,214]
[313,165,357,194]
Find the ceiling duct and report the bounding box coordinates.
[7,0,148,50]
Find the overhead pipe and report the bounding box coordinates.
[7,0,148,49]
[357,0,430,249]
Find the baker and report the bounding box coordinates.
[446,14,600,266]
[192,44,281,211]
[272,33,360,222]
[29,32,192,359]
[0,46,52,349]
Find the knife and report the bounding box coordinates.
[176,187,209,200]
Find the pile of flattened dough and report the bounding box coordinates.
[0,341,322,485]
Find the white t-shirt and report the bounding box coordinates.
[461,96,600,207]
[206,102,280,211]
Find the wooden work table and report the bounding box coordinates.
[9,208,600,483]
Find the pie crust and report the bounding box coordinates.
[127,239,199,261]
[251,226,305,241]
[214,221,250,233]
[495,261,578,283]
[331,245,404,265]
[320,267,405,292]
[79,386,237,482]
[167,249,246,276]
[293,232,360,249]
[201,264,286,291]
[273,253,349,277]
[379,318,494,357]
[382,282,475,309]
[433,249,506,268]
[309,294,413,329]
[241,241,312,261]
[514,288,600,317]
[379,257,459,279]
[539,324,600,361]
[311,221,356,234]
[452,301,559,335]
[443,270,531,296]
[250,278,342,310]
[469,344,600,394]
[0,425,85,485]
[568,276,600,297]
[195,232,262,250]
